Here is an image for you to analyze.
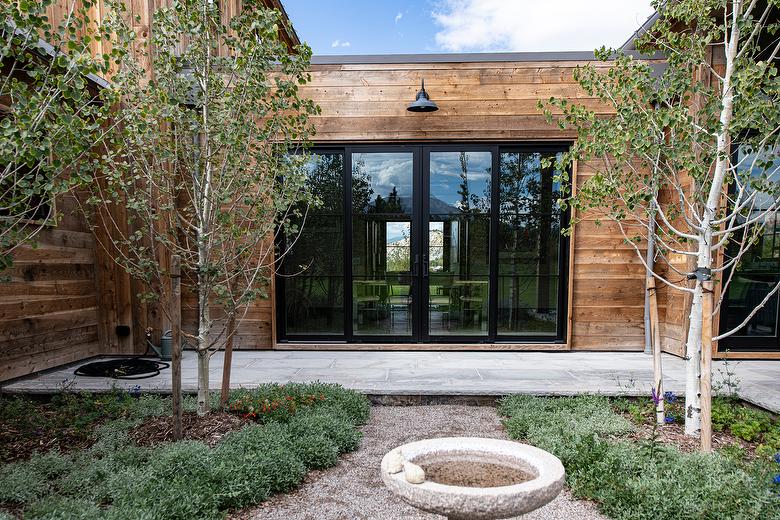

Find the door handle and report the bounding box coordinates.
[412,254,420,277]
[422,253,429,277]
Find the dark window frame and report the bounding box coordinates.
[276,142,571,345]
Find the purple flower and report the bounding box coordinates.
[128,385,142,398]
[651,388,662,406]
[664,415,675,424]
[774,474,780,485]
[664,391,677,403]
[774,453,780,464]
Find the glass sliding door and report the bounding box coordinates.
[277,144,569,344]
[351,151,416,337]
[426,150,492,337]
[497,151,563,337]
[281,152,345,336]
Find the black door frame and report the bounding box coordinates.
[276,142,571,345]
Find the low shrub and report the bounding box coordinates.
[499,395,780,520]
[0,384,369,520]
[710,397,779,445]
[290,433,340,469]
[226,382,370,425]
[24,497,104,520]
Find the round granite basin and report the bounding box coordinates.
[381,437,565,520]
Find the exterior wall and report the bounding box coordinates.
[296,57,653,351]
[0,194,103,380]
[6,3,774,376]
[0,0,296,382]
[570,161,647,350]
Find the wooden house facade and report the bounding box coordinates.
[2,2,778,383]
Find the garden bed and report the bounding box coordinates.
[0,383,370,520]
[0,388,144,463]
[129,411,250,447]
[613,393,779,460]
[499,395,780,520]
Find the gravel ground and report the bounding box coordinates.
[235,405,608,520]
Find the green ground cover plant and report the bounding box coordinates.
[0,383,369,520]
[613,392,780,455]
[499,395,780,520]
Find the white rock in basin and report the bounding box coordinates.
[403,462,426,484]
[385,448,404,474]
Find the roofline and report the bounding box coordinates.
[32,33,111,89]
[3,22,111,89]
[266,0,301,48]
[311,50,663,65]
[620,11,661,51]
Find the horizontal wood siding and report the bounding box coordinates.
[0,194,103,381]
[297,60,651,352]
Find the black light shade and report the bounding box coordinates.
[407,79,438,112]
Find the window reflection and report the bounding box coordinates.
[283,153,345,335]
[352,152,414,336]
[722,145,780,342]
[497,152,562,336]
[428,151,492,336]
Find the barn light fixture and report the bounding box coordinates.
[407,79,438,112]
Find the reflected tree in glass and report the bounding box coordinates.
[498,152,562,334]
[284,153,345,335]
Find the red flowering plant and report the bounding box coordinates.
[225,384,327,423]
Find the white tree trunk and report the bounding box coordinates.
[682,1,741,436]
[684,278,703,435]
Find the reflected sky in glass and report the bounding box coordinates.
[737,145,780,211]
[352,152,413,213]
[386,221,410,243]
[430,151,491,213]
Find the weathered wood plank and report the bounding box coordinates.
[0,295,97,319]
[0,308,99,342]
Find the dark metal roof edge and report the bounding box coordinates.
[311,50,663,65]
[3,22,111,89]
[620,10,662,51]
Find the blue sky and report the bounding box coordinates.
[283,1,656,55]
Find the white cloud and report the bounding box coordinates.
[395,12,403,23]
[432,0,655,52]
[331,39,351,48]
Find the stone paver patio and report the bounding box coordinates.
[2,351,778,413]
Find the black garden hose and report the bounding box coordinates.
[74,358,170,379]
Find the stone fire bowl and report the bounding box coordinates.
[381,437,565,520]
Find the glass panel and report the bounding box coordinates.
[497,276,558,335]
[352,152,413,336]
[284,276,344,335]
[428,151,492,336]
[498,152,562,336]
[283,153,344,335]
[722,145,780,340]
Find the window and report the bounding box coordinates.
[720,144,780,350]
[276,144,569,343]
[281,152,345,336]
[497,151,563,336]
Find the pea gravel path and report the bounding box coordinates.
[236,405,608,520]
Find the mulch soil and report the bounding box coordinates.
[1,409,251,463]
[1,417,97,464]
[627,416,758,458]
[129,412,251,447]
